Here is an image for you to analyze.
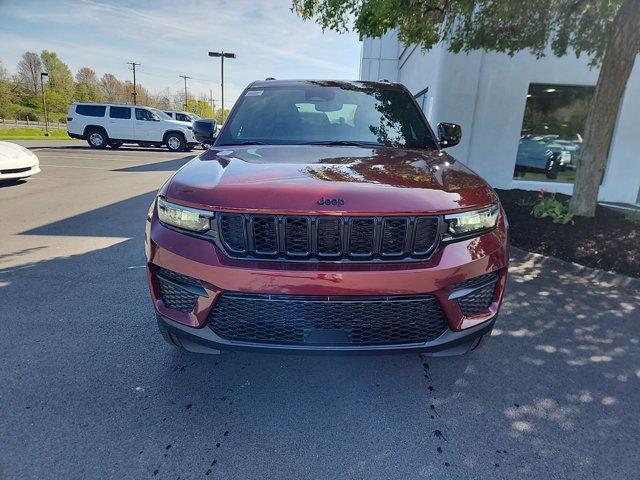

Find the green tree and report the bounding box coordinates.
[74,67,103,102]
[16,52,42,95]
[293,0,640,217]
[0,60,13,119]
[40,50,74,120]
[187,97,214,118]
[100,73,123,102]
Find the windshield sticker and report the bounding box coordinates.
[245,90,263,96]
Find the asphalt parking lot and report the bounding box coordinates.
[1,141,639,480]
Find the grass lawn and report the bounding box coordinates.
[0,128,72,140]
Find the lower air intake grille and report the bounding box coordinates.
[156,268,202,313]
[208,292,448,346]
[456,272,498,316]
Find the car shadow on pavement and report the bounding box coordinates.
[113,156,195,173]
[1,192,639,480]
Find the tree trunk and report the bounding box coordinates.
[569,0,640,217]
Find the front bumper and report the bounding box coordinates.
[146,209,509,354]
[0,164,40,180]
[157,310,496,356]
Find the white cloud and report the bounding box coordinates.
[0,0,362,105]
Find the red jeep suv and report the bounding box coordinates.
[145,80,509,355]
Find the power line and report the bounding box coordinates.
[179,75,192,110]
[126,61,141,105]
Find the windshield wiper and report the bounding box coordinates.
[306,140,382,147]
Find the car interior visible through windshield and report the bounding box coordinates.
[218,85,438,149]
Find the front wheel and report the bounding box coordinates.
[165,133,186,152]
[87,129,108,149]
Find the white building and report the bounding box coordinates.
[360,32,640,205]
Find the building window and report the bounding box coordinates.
[514,83,594,183]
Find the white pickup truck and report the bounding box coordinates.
[66,103,198,151]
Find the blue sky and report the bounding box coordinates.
[0,0,361,105]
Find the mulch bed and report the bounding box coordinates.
[496,189,640,278]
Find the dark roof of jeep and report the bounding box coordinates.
[247,79,405,90]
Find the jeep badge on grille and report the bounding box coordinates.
[317,197,345,206]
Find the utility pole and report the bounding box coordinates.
[208,51,236,123]
[179,75,192,110]
[127,61,140,105]
[40,72,49,136]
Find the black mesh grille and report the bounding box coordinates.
[285,217,310,255]
[458,283,496,316]
[317,218,342,256]
[381,218,408,255]
[455,272,499,316]
[252,216,277,254]
[156,268,201,313]
[413,217,439,255]
[456,272,498,290]
[208,292,448,346]
[220,214,246,252]
[218,213,440,261]
[349,218,375,256]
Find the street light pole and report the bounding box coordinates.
[40,72,49,137]
[208,51,236,123]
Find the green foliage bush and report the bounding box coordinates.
[531,189,574,224]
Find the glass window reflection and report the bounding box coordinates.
[514,83,594,183]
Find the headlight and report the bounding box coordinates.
[157,198,214,232]
[445,204,498,237]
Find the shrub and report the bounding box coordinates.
[531,189,574,224]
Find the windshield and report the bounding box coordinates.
[152,109,172,120]
[217,84,437,149]
[190,114,201,120]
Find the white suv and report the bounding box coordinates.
[66,103,198,152]
[164,111,201,123]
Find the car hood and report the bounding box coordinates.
[166,119,191,128]
[164,145,497,214]
[0,141,38,167]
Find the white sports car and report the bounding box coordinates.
[0,141,41,181]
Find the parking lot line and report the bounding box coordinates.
[39,164,107,170]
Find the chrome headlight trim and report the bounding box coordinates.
[157,197,214,232]
[444,204,499,238]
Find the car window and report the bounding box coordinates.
[176,114,190,122]
[152,109,172,120]
[164,112,173,117]
[76,105,106,117]
[135,109,155,121]
[109,106,131,119]
[218,84,437,149]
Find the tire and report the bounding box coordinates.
[545,159,559,179]
[86,128,108,149]
[157,317,180,348]
[165,133,186,152]
[109,142,123,149]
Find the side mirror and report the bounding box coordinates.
[437,122,461,148]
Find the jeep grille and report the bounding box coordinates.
[217,213,440,262]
